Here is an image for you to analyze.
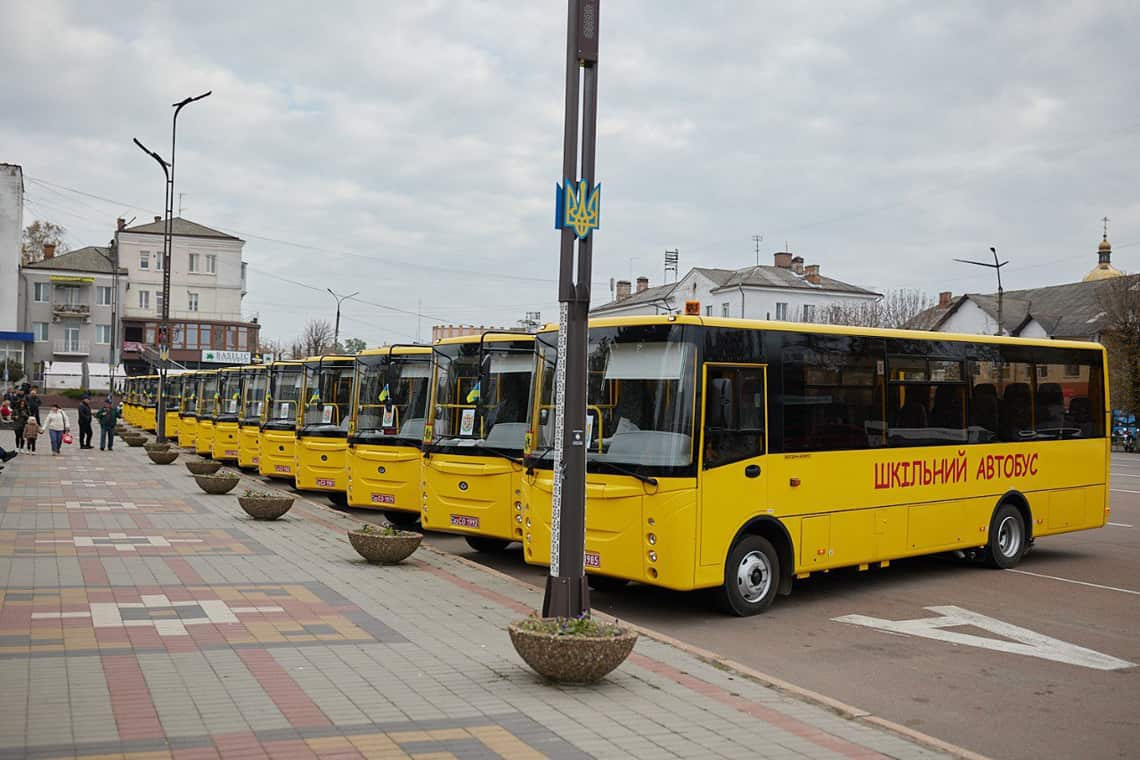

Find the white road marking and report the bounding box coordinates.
[1107,521,1134,528]
[1110,488,1140,494]
[834,606,1134,671]
[1006,569,1140,596]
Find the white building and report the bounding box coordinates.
[592,252,880,321]
[0,163,32,378]
[117,216,246,321]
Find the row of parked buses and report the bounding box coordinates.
[118,314,1111,614]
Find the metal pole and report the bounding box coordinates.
[327,289,359,352]
[544,0,600,619]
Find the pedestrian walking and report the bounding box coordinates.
[44,404,69,456]
[77,396,94,449]
[23,415,41,454]
[26,387,41,424]
[12,398,28,450]
[96,398,118,451]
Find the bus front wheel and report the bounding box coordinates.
[984,503,1027,569]
[717,535,780,616]
[327,493,349,510]
[587,575,629,592]
[383,510,420,529]
[465,536,511,553]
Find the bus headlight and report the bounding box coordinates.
[516,514,523,524]
[647,533,656,545]
[648,551,657,563]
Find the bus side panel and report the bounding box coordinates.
[238,425,260,468]
[195,420,214,455]
[346,445,422,512]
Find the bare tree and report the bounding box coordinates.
[299,319,335,358]
[258,338,288,361]
[1097,275,1140,416]
[820,289,933,329]
[22,220,69,264]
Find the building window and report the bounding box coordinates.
[185,324,198,349]
[1065,364,1080,377]
[33,322,49,342]
[139,251,150,269]
[172,324,185,349]
[705,305,712,316]
[200,324,212,348]
[156,291,165,316]
[95,324,111,344]
[802,304,816,322]
[138,290,151,310]
[154,251,163,271]
[33,282,49,302]
[96,285,113,305]
[775,302,788,320]
[188,292,199,312]
[64,327,81,353]
[188,253,200,273]
[721,302,730,318]
[206,254,217,274]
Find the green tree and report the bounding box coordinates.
[22,220,69,264]
[1,357,24,385]
[341,337,366,355]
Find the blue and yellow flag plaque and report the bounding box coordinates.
[555,179,601,239]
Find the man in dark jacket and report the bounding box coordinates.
[96,398,118,451]
[26,388,41,424]
[78,396,94,449]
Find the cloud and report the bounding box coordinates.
[2,0,1139,346]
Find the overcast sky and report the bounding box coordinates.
[3,1,1138,346]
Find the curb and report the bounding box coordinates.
[224,464,989,760]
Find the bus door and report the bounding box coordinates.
[699,363,768,566]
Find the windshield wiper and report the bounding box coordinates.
[525,445,555,473]
[476,444,524,465]
[591,460,658,487]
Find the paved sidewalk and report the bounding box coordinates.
[0,425,959,759]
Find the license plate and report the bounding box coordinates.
[274,464,291,473]
[225,450,238,457]
[252,457,259,465]
[584,551,601,568]
[371,493,396,505]
[450,514,480,528]
[316,478,336,488]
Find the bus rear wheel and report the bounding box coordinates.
[465,536,511,553]
[984,503,1027,569]
[383,510,420,529]
[717,535,780,616]
[327,493,349,510]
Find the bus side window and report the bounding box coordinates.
[703,366,765,469]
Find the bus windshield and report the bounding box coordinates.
[163,376,181,407]
[216,372,241,419]
[430,338,534,453]
[266,366,303,424]
[198,374,219,417]
[533,324,697,470]
[355,353,433,443]
[301,361,355,433]
[180,376,197,414]
[242,370,267,422]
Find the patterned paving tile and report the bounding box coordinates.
[3,498,203,514]
[0,528,271,557]
[0,582,404,658]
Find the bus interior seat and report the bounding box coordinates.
[1036,382,1065,429]
[931,384,964,429]
[604,430,691,466]
[1068,397,1092,436]
[1000,383,1033,439]
[896,389,929,429]
[969,383,999,440]
[482,422,528,449]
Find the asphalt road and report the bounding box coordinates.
[286,454,1140,760]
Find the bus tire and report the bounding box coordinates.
[983,503,1027,569]
[587,575,629,592]
[383,510,421,529]
[465,536,511,553]
[327,493,349,510]
[717,535,780,616]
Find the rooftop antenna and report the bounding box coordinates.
[664,249,679,282]
[954,247,1008,336]
[752,234,764,266]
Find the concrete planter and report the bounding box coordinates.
[193,473,240,495]
[144,442,171,453]
[508,620,637,684]
[124,436,147,447]
[347,529,422,564]
[185,460,222,475]
[237,496,295,520]
[147,449,180,465]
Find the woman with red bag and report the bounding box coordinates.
[45,405,70,456]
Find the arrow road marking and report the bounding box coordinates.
[834,605,1134,671]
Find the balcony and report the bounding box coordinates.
[52,303,91,322]
[53,340,90,356]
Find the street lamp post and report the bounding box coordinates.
[954,247,1007,336]
[544,0,601,619]
[135,91,211,442]
[327,289,358,351]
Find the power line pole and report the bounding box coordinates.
[753,234,764,266]
[954,247,1007,336]
[327,288,358,351]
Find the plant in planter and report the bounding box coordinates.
[508,613,637,684]
[124,435,148,447]
[237,488,295,520]
[185,459,223,475]
[147,448,180,464]
[193,471,240,495]
[347,522,422,564]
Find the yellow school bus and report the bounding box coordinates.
[422,333,536,551]
[238,364,267,469]
[177,371,200,448]
[295,355,356,499]
[522,315,1110,615]
[122,377,136,425]
[139,374,159,432]
[259,360,303,480]
[346,345,433,524]
[210,367,243,462]
[194,369,219,456]
[162,372,184,439]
